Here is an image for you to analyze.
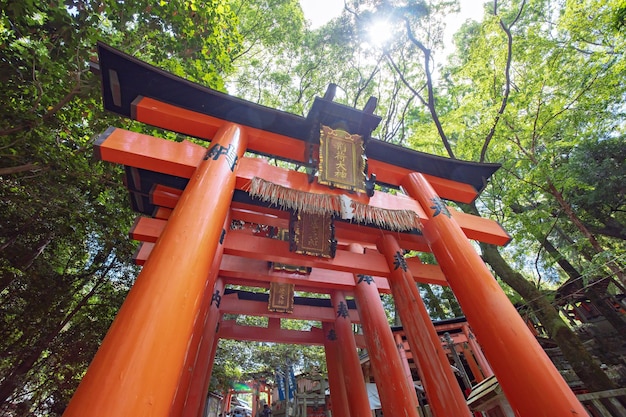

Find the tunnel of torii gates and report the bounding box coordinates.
[62,43,587,417]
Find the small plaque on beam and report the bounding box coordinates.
[318,125,366,192]
[269,282,294,313]
[291,212,336,258]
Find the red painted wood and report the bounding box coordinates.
[131,220,449,287]
[403,172,587,417]
[331,291,372,417]
[171,240,226,417]
[217,320,325,345]
[322,322,351,417]
[132,97,481,203]
[183,278,225,417]
[64,123,248,417]
[350,243,420,417]
[369,158,478,203]
[96,127,511,246]
[395,334,415,390]
[153,206,172,219]
[462,325,493,379]
[462,343,485,384]
[219,292,361,323]
[218,255,390,292]
[134,97,309,169]
[378,235,472,417]
[132,242,154,266]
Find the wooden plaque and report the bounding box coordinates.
[268,282,294,313]
[318,125,366,192]
[291,212,336,258]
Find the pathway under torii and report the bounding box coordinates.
[62,43,587,417]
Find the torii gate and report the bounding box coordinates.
[221,379,271,417]
[63,43,586,417]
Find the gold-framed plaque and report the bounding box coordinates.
[318,125,366,192]
[268,282,294,313]
[291,212,336,258]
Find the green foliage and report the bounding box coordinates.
[615,0,626,31]
[210,332,326,392]
[559,137,626,237]
[429,0,626,273]
[0,0,243,413]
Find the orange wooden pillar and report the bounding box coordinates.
[258,383,271,410]
[402,172,587,417]
[349,243,420,417]
[377,235,471,417]
[322,322,351,417]
[462,342,484,384]
[182,276,225,417]
[330,291,371,417]
[192,334,221,417]
[174,218,228,417]
[394,334,414,389]
[462,325,493,379]
[251,382,259,417]
[223,390,233,415]
[63,123,247,417]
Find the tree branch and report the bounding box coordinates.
[0,163,44,175]
[400,17,455,158]
[0,82,82,137]
[480,0,525,162]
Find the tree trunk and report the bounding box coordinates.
[528,225,626,344]
[441,285,463,317]
[480,242,616,391]
[585,282,626,343]
[419,283,448,319]
[0,163,41,175]
[546,182,626,286]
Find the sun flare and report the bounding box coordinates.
[367,19,394,47]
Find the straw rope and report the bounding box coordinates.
[247,177,341,215]
[246,177,422,232]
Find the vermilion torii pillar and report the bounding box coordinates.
[462,325,493,380]
[64,124,247,417]
[183,277,225,417]
[174,225,228,417]
[322,322,351,417]
[402,172,587,417]
[377,234,472,417]
[349,243,420,417]
[394,334,414,390]
[330,291,371,417]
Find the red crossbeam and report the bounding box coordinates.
[97,127,510,246]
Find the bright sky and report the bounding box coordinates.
[299,0,486,51]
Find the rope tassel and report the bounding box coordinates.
[247,177,422,232]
